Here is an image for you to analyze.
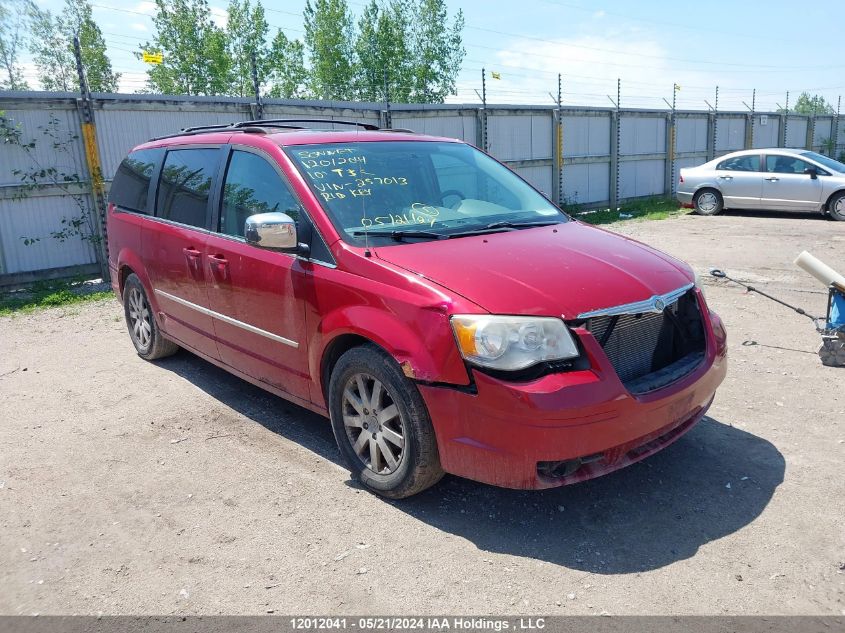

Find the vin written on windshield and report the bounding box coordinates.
[285,141,566,244]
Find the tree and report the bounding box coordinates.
[225,0,269,98]
[407,0,464,103]
[266,30,307,99]
[62,0,120,92]
[303,0,356,100]
[791,92,835,115]
[29,0,120,93]
[141,0,231,96]
[0,0,34,90]
[29,6,76,91]
[354,0,410,102]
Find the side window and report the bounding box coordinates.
[716,155,760,172]
[220,150,299,238]
[766,155,813,174]
[155,148,219,228]
[108,148,163,214]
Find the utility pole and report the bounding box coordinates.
[250,51,263,120]
[480,68,488,152]
[382,69,392,129]
[782,91,790,148]
[834,96,842,159]
[665,82,678,197]
[610,78,621,210]
[73,34,109,283]
[555,73,563,206]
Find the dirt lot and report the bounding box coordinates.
[1,210,843,616]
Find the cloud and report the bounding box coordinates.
[130,22,148,32]
[450,33,725,109]
[134,1,156,16]
[210,6,229,28]
[592,10,606,19]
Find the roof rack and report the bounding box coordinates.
[148,118,416,142]
[233,118,381,131]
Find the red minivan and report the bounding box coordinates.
[107,119,727,498]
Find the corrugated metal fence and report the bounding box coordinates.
[1,91,843,287]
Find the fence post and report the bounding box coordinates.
[806,115,815,151]
[610,109,619,210]
[73,35,109,283]
[706,111,716,161]
[664,112,674,197]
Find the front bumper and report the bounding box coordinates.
[419,305,728,490]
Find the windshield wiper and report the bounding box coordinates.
[447,220,563,238]
[351,229,447,241]
[483,220,562,230]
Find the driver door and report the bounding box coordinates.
[762,155,825,212]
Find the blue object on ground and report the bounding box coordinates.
[830,291,845,329]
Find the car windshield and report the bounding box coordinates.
[284,141,566,244]
[801,151,845,173]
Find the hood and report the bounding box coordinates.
[374,221,693,319]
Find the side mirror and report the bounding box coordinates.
[804,167,819,179]
[245,212,298,251]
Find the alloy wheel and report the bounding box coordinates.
[698,192,718,213]
[342,373,406,475]
[128,287,152,351]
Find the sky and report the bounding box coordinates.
[19,0,845,113]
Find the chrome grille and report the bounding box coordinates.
[586,290,705,391]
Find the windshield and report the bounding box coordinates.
[801,151,845,173]
[285,141,566,244]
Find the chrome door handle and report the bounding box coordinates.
[765,177,780,181]
[718,175,733,179]
[208,254,229,281]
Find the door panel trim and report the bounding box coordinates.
[154,289,299,348]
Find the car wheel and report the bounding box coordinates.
[693,188,723,216]
[828,191,845,221]
[328,345,444,499]
[123,273,179,360]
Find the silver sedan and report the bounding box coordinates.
[677,148,845,220]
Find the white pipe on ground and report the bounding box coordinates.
[794,251,845,291]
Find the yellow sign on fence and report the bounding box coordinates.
[142,51,163,65]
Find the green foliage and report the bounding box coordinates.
[0,279,112,316]
[266,30,307,99]
[354,0,410,102]
[0,0,34,90]
[406,0,465,103]
[303,0,357,100]
[141,0,231,96]
[789,92,835,115]
[226,0,269,98]
[29,0,120,93]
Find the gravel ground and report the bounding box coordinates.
[0,210,843,616]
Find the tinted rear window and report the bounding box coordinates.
[155,148,219,228]
[109,148,163,214]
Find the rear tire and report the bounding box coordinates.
[693,188,723,216]
[328,344,444,499]
[123,274,179,360]
[828,191,845,221]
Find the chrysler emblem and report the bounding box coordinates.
[653,298,666,312]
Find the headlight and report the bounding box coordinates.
[451,315,580,371]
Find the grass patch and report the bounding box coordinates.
[0,279,113,316]
[572,197,688,226]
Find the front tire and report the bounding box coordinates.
[828,191,845,221]
[693,188,723,216]
[328,345,444,499]
[123,274,179,360]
